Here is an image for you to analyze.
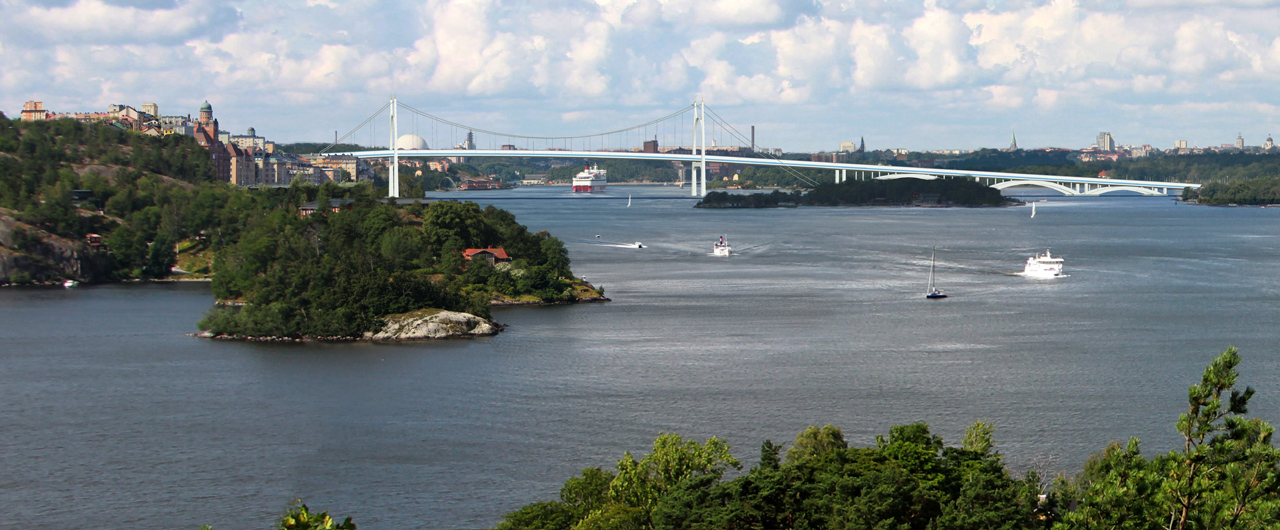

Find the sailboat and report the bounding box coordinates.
[1030,202,1036,218]
[926,248,947,299]
[627,194,632,207]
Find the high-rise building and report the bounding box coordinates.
[20,101,46,121]
[1096,132,1115,151]
[141,103,159,117]
[1175,140,1188,149]
[1236,133,1244,150]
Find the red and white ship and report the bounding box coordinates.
[572,165,607,193]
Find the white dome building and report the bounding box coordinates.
[395,134,428,150]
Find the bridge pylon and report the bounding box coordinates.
[691,100,707,197]
[388,96,399,198]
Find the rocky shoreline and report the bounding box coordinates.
[491,295,611,307]
[194,309,502,342]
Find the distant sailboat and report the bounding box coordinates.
[627,194,632,207]
[1030,202,1036,218]
[926,248,947,299]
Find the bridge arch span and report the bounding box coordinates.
[874,173,938,181]
[1080,185,1167,197]
[990,180,1078,196]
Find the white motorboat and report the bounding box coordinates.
[630,242,644,248]
[713,236,732,256]
[63,280,79,288]
[1022,249,1065,278]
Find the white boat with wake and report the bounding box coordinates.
[1021,249,1066,278]
[713,236,732,256]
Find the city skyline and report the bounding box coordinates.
[3,0,1280,151]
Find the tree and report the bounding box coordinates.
[1160,346,1280,530]
[142,233,177,278]
[609,433,740,526]
[276,500,356,530]
[785,424,847,463]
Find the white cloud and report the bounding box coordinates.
[4,0,1280,149]
[848,20,900,89]
[659,0,786,26]
[5,0,235,45]
[769,16,845,84]
[902,6,974,89]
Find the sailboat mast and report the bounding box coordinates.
[928,249,936,291]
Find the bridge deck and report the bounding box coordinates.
[324,149,1198,191]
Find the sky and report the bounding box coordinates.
[4,0,1280,152]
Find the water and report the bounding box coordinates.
[2,187,1278,529]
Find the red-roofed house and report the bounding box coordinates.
[462,247,511,267]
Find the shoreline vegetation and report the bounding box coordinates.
[695,178,1011,208]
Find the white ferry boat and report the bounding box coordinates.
[713,236,732,256]
[1022,249,1065,278]
[572,165,607,193]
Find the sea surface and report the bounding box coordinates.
[2,186,1278,529]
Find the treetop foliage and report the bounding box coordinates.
[497,348,1280,530]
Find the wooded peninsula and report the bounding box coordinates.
[0,114,600,340]
[695,178,1010,208]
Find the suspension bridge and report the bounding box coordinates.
[319,97,1199,198]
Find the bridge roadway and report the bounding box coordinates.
[327,149,1199,196]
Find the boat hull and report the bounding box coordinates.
[572,183,606,192]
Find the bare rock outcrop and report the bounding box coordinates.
[0,208,106,284]
[365,309,500,340]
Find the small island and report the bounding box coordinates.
[695,178,1011,208]
[199,196,604,341]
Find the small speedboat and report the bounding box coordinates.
[631,242,644,248]
[63,280,79,288]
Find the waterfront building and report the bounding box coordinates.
[462,247,510,267]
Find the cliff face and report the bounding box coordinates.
[0,209,107,284]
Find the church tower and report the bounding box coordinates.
[1008,132,1019,151]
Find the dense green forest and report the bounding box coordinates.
[1189,177,1280,204]
[947,150,1280,185]
[0,114,590,336]
[494,347,1278,530]
[201,195,580,338]
[697,178,1008,208]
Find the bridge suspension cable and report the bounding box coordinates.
[396,102,696,143]
[702,106,821,188]
[319,101,390,153]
